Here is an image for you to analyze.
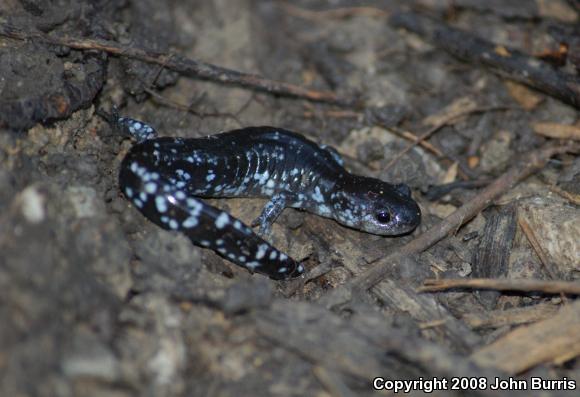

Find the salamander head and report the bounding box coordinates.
[332,176,421,235]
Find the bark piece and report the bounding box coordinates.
[471,301,580,374]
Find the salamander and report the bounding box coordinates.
[113,114,421,280]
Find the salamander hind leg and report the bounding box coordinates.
[120,160,303,280]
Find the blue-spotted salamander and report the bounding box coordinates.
[113,115,421,280]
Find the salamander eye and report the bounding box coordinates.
[375,211,391,224]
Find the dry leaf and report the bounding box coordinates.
[504,81,543,110]
[442,162,458,184]
[494,45,511,57]
[467,156,480,169]
[422,97,478,127]
[537,0,578,23]
[533,122,580,140]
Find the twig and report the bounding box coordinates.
[389,11,580,109]
[517,216,560,280]
[146,53,174,87]
[417,319,448,329]
[388,126,444,157]
[302,109,444,157]
[424,179,492,201]
[518,215,568,302]
[462,303,559,330]
[382,121,448,172]
[302,109,361,119]
[419,278,580,295]
[281,3,389,20]
[0,23,354,107]
[312,366,357,397]
[383,105,510,172]
[547,183,580,205]
[533,122,580,140]
[143,87,242,124]
[320,143,578,307]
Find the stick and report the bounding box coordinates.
[419,278,580,295]
[462,303,559,329]
[0,24,354,107]
[281,3,389,20]
[320,143,578,307]
[517,216,560,280]
[389,12,580,109]
[547,183,580,205]
[382,105,509,172]
[471,301,580,374]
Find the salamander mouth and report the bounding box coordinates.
[392,221,420,235]
[333,217,414,236]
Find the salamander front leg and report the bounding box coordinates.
[251,191,298,236]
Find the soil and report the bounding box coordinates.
[1,1,579,396]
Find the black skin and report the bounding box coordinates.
[114,115,421,280]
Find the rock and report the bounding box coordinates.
[519,196,580,278]
[479,130,513,173]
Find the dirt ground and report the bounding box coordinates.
[1,1,579,396]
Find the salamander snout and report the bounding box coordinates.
[391,197,421,234]
[336,177,421,236]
